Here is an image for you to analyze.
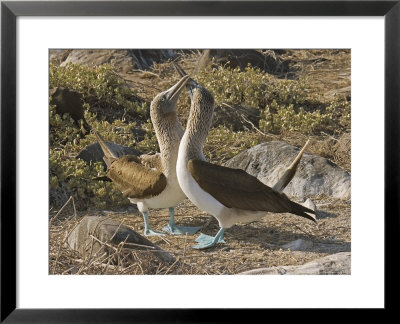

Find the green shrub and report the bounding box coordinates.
[204,125,263,164]
[49,148,130,210]
[50,63,148,117]
[196,64,350,135]
[49,105,158,210]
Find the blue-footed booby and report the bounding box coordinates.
[175,67,316,249]
[95,75,201,236]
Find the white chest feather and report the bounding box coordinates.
[177,137,225,218]
[130,178,186,211]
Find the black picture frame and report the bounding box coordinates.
[1,0,398,322]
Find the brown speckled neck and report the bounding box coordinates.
[184,86,215,160]
[151,109,184,175]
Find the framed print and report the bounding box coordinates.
[1,0,398,321]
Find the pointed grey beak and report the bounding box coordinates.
[162,75,190,113]
[172,61,198,100]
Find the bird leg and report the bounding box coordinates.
[162,207,202,235]
[193,228,225,249]
[142,211,166,236]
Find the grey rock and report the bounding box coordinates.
[50,87,91,134]
[67,216,175,264]
[76,142,141,169]
[225,141,351,199]
[50,87,84,121]
[59,49,176,72]
[196,49,290,75]
[50,49,72,65]
[239,252,351,275]
[49,187,70,210]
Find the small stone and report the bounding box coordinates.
[282,239,314,251]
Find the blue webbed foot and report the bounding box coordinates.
[144,228,167,237]
[163,223,202,235]
[193,229,225,249]
[163,207,202,235]
[141,211,166,236]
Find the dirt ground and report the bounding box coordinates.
[49,196,350,275]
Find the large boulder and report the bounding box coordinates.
[50,87,84,121]
[196,49,290,75]
[225,141,351,199]
[67,216,176,264]
[239,252,351,275]
[57,49,176,72]
[50,87,91,135]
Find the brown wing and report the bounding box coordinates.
[188,159,315,222]
[107,155,167,199]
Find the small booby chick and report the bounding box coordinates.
[95,75,201,236]
[176,73,316,249]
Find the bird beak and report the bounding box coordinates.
[163,75,190,113]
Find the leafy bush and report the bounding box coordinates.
[49,102,159,209]
[50,63,148,117]
[50,105,131,209]
[204,125,264,164]
[196,64,350,134]
[49,148,129,210]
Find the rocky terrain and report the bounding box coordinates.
[49,49,351,275]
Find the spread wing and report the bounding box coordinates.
[107,155,167,199]
[188,159,315,221]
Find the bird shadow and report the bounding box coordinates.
[316,209,337,219]
[196,217,350,254]
[231,223,350,253]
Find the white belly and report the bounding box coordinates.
[176,137,268,228]
[176,143,225,220]
[129,177,186,212]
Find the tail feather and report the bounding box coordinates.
[289,199,317,223]
[273,139,310,193]
[94,131,118,168]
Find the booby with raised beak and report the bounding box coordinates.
[175,67,316,249]
[95,75,201,236]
